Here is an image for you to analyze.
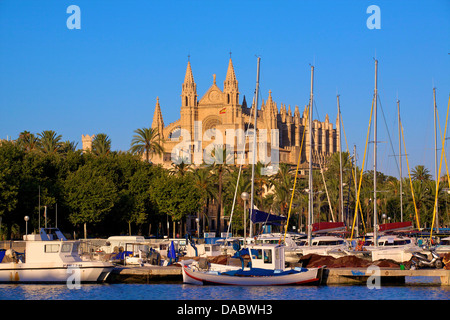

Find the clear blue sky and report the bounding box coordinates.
[0,0,449,179]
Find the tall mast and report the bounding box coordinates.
[249,57,261,238]
[433,87,439,232]
[373,59,378,247]
[337,95,344,223]
[397,99,403,222]
[354,144,359,237]
[307,65,314,245]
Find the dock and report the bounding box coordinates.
[109,265,183,283]
[108,265,450,286]
[324,268,450,285]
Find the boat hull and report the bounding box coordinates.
[182,265,323,286]
[0,262,114,283]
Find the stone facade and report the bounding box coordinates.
[81,58,340,169]
[150,58,340,170]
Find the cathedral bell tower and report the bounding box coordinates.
[180,60,198,141]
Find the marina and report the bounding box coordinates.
[108,264,450,286]
[0,1,449,307]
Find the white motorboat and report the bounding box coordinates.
[185,242,221,258]
[181,243,324,286]
[300,235,350,258]
[436,237,450,254]
[253,233,305,263]
[364,235,421,262]
[0,228,114,283]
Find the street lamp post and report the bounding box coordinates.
[195,217,200,238]
[241,192,249,247]
[24,216,29,236]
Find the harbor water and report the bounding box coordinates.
[1,278,449,300]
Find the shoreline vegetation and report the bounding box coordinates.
[0,129,448,240]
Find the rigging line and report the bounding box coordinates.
[339,111,367,234]
[430,94,450,240]
[350,95,375,240]
[400,119,421,230]
[435,107,450,192]
[282,107,308,243]
[225,91,257,240]
[377,94,401,177]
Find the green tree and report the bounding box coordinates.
[37,130,62,154]
[151,174,200,237]
[91,133,111,157]
[412,165,432,182]
[208,147,232,237]
[17,131,38,152]
[64,164,118,238]
[130,127,163,163]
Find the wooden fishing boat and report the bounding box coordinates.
[181,243,324,286]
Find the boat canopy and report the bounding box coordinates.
[311,222,346,234]
[250,209,287,225]
[378,221,413,233]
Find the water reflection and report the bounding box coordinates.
[0,283,449,300]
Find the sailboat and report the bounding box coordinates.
[359,59,421,263]
[181,58,325,286]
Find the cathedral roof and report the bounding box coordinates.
[198,74,225,105]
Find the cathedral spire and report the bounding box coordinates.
[224,58,239,105]
[225,58,237,83]
[182,60,197,107]
[184,61,195,84]
[152,97,165,139]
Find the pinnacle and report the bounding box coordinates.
[184,61,195,84]
[225,58,237,82]
[152,97,164,130]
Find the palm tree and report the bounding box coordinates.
[191,167,216,235]
[130,127,163,163]
[270,163,293,216]
[169,156,191,176]
[92,133,111,157]
[17,131,38,152]
[253,162,271,211]
[412,165,432,182]
[208,147,232,237]
[37,130,62,154]
[60,140,78,154]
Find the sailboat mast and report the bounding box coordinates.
[433,87,439,232]
[354,144,359,237]
[249,57,261,238]
[308,65,314,245]
[373,59,378,247]
[397,99,403,222]
[337,95,344,223]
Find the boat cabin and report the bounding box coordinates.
[100,235,146,254]
[309,236,347,247]
[365,235,414,247]
[248,244,285,270]
[440,237,450,246]
[186,243,220,257]
[22,228,82,264]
